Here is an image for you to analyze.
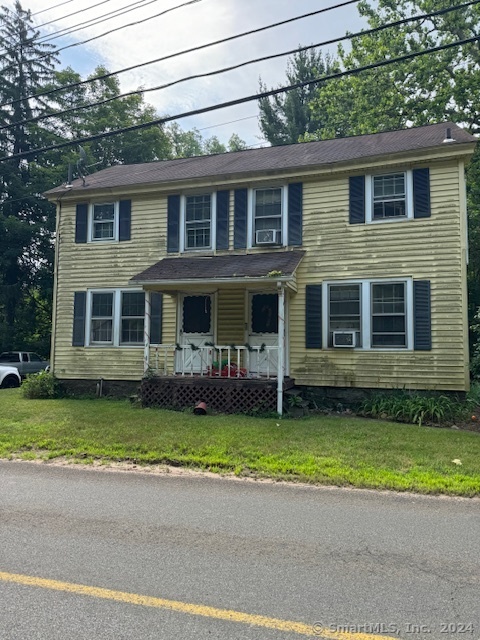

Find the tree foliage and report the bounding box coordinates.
[258,49,338,145]
[0,1,58,354]
[307,0,480,139]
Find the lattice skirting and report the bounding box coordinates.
[140,377,293,413]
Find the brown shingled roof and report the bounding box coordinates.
[131,251,305,284]
[46,122,476,196]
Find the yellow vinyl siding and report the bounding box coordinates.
[289,161,468,391]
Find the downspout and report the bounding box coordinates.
[50,199,62,375]
[144,290,151,374]
[277,282,285,416]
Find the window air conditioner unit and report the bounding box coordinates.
[333,330,357,348]
[256,229,280,245]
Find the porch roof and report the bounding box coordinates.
[130,250,305,288]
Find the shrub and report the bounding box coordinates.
[21,371,63,399]
[360,391,465,426]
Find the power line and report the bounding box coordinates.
[0,0,362,108]
[2,34,477,164]
[3,0,477,132]
[0,0,204,76]
[31,0,76,17]
[36,0,154,45]
[34,0,116,30]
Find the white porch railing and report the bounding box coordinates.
[149,344,279,379]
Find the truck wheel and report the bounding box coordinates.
[1,375,20,388]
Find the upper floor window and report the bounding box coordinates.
[92,203,116,240]
[372,173,406,220]
[367,171,413,223]
[253,188,283,246]
[179,193,216,252]
[185,194,212,250]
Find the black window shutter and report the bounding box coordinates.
[305,284,322,349]
[167,194,180,253]
[119,200,131,241]
[75,203,88,243]
[349,176,365,224]
[234,188,248,249]
[150,292,163,345]
[72,292,86,346]
[216,190,229,250]
[413,168,431,218]
[288,182,303,246]
[414,280,432,350]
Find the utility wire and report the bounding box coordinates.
[36,0,154,45]
[34,0,115,30]
[31,0,76,17]
[2,34,478,163]
[0,1,153,60]
[0,0,203,76]
[3,0,477,132]
[0,0,361,106]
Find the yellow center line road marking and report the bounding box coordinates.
[0,570,398,640]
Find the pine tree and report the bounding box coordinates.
[258,49,338,145]
[0,1,58,352]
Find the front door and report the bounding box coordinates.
[248,292,278,376]
[177,294,214,373]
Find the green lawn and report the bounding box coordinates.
[1,389,479,496]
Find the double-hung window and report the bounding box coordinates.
[372,173,406,219]
[325,279,411,349]
[90,292,114,344]
[253,187,283,245]
[88,290,145,346]
[364,171,414,224]
[121,292,145,344]
[185,194,212,250]
[371,283,406,347]
[328,284,362,347]
[91,203,117,241]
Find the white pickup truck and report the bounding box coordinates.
[0,365,21,388]
[0,352,49,378]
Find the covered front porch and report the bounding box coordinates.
[131,251,305,414]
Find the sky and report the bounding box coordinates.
[8,0,368,147]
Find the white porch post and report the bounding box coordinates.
[277,283,285,415]
[144,290,151,374]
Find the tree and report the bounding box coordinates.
[227,133,247,152]
[0,1,59,354]
[258,48,338,145]
[307,0,480,138]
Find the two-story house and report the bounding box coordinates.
[45,122,477,414]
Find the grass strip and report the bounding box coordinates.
[0,390,479,496]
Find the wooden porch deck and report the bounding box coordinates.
[140,376,295,414]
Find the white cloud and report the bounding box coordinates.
[11,0,367,145]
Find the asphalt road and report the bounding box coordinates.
[0,461,479,640]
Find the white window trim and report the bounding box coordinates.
[88,202,120,243]
[365,171,414,224]
[247,185,288,248]
[322,278,414,350]
[179,192,216,253]
[86,288,145,347]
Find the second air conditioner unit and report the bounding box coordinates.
[333,330,357,348]
[256,229,280,245]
